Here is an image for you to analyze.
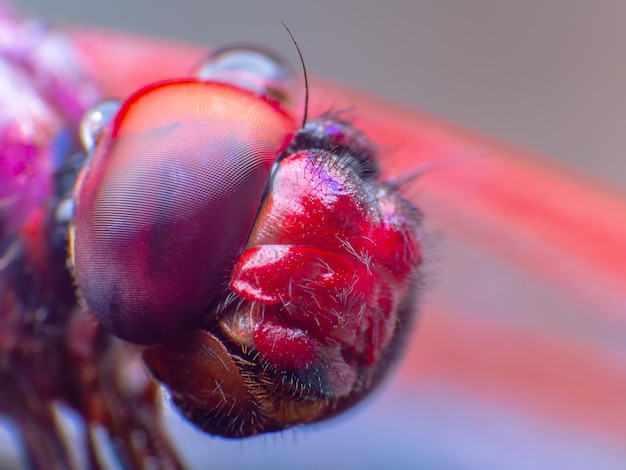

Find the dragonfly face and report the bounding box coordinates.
[72,47,424,437]
[1,4,424,464]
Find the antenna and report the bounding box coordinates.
[281,22,309,129]
[386,152,489,189]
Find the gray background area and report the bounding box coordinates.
[14,0,626,190]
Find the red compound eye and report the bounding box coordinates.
[73,80,296,344]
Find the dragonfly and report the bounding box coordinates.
[3,4,626,470]
[1,4,424,468]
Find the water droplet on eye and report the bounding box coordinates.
[195,45,299,110]
[79,99,120,153]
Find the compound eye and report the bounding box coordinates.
[195,45,299,110]
[72,80,296,345]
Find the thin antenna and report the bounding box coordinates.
[281,21,308,129]
[386,152,489,189]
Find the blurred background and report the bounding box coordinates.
[4,1,626,469]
